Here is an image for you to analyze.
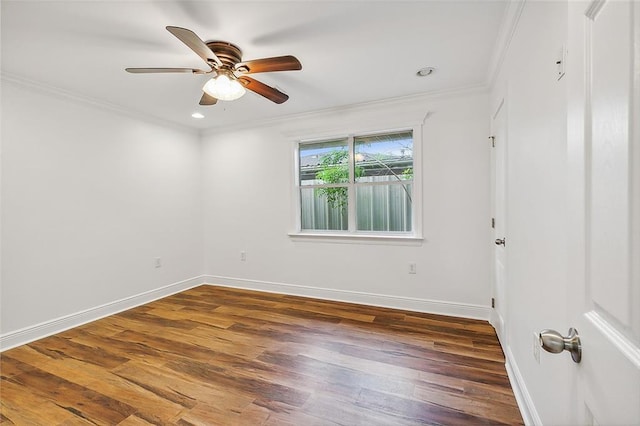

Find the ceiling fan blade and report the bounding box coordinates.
[199,92,218,106]
[125,67,206,74]
[238,76,289,104]
[235,55,302,74]
[166,26,222,68]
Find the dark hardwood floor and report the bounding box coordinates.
[0,285,523,425]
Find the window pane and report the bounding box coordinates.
[356,183,412,232]
[299,139,349,186]
[300,187,348,231]
[354,131,413,183]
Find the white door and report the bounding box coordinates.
[491,100,508,345]
[566,1,640,424]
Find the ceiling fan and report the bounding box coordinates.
[126,26,302,106]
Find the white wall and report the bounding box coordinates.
[490,1,571,424]
[1,81,203,338]
[201,90,493,316]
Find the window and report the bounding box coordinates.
[296,129,418,238]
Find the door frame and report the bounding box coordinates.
[490,96,508,346]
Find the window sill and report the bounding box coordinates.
[288,232,424,245]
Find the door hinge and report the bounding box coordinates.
[491,298,495,308]
[491,218,495,228]
[489,136,495,147]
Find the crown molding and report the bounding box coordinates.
[486,0,526,88]
[1,72,198,136]
[200,83,488,137]
[1,73,489,139]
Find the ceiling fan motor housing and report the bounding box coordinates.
[205,41,242,69]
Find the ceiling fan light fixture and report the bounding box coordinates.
[203,73,246,101]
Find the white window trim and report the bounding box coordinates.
[290,124,423,242]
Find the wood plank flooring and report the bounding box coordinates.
[0,286,523,425]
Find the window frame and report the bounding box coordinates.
[291,126,423,242]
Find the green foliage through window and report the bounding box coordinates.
[298,130,414,233]
[314,150,363,210]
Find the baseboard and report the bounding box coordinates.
[0,275,207,352]
[0,275,489,351]
[504,346,542,426]
[203,275,490,320]
[490,309,505,346]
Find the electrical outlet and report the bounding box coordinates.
[240,251,247,261]
[408,263,416,274]
[533,332,541,363]
[154,257,162,268]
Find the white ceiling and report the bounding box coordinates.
[1,1,508,130]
